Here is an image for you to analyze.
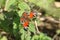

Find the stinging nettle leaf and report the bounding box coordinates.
[4,0,16,11]
[0,36,7,40]
[18,2,30,11]
[17,10,24,17]
[0,13,5,20]
[0,0,6,8]
[29,21,36,33]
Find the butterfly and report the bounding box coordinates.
[20,17,29,31]
[28,11,34,18]
[20,11,36,30]
[23,20,29,28]
[22,12,28,19]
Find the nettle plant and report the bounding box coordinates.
[0,0,60,40]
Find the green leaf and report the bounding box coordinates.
[18,2,30,11]
[29,21,35,33]
[32,35,39,40]
[13,16,21,40]
[56,29,60,34]
[0,13,5,20]
[0,0,6,8]
[17,2,30,17]
[20,29,26,40]
[17,10,24,17]
[20,29,25,40]
[25,31,31,40]
[20,29,31,40]
[32,33,51,40]
[39,33,52,40]
[13,22,17,29]
[0,36,7,40]
[5,0,16,10]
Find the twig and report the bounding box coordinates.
[45,17,60,23]
[52,34,58,40]
[59,19,60,28]
[34,20,40,34]
[52,33,60,40]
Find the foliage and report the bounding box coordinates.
[0,0,60,40]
